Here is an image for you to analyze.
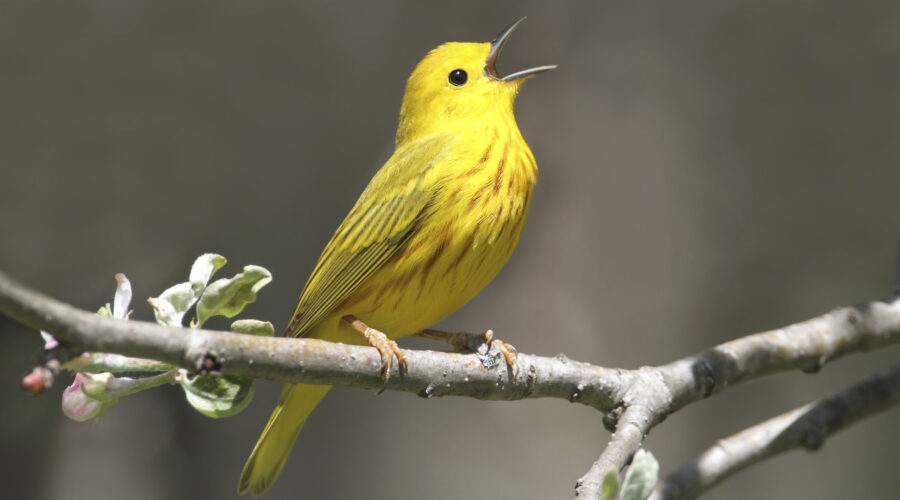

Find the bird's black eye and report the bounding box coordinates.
[448,69,468,86]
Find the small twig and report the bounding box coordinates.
[63,352,176,373]
[104,369,180,399]
[576,367,671,497]
[649,362,900,500]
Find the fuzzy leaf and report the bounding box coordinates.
[148,287,190,327]
[619,450,659,500]
[179,374,254,418]
[231,319,275,337]
[189,253,226,292]
[148,297,184,326]
[602,467,620,500]
[195,265,272,326]
[149,254,226,327]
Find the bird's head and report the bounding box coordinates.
[396,18,556,144]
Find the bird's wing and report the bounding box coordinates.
[285,134,454,337]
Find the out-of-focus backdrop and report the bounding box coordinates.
[2,2,898,499]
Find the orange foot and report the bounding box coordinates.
[414,328,517,367]
[482,329,518,366]
[343,315,407,381]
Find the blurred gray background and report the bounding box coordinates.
[2,2,898,499]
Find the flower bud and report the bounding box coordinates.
[21,366,53,395]
[62,372,113,422]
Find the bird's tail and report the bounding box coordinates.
[238,383,332,496]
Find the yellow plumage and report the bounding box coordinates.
[239,20,553,496]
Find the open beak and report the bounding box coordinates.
[484,17,557,82]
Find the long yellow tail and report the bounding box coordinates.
[238,383,331,496]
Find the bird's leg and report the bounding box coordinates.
[414,329,471,351]
[342,315,407,381]
[414,328,518,366]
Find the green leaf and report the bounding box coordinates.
[602,467,620,500]
[619,449,659,500]
[149,254,227,327]
[189,253,226,292]
[195,265,272,326]
[231,319,275,337]
[149,282,194,326]
[179,373,254,418]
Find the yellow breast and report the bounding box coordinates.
[327,127,537,340]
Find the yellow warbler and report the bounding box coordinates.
[239,18,554,496]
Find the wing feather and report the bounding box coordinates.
[286,134,453,337]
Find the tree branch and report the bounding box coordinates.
[573,300,900,498]
[649,362,900,500]
[2,268,899,500]
[0,270,623,411]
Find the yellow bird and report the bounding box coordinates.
[239,18,555,496]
